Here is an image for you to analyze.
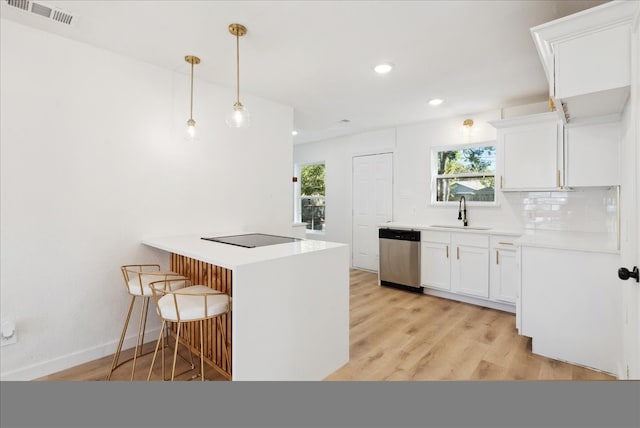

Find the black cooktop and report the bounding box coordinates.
[201,233,301,248]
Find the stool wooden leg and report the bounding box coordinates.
[171,322,182,381]
[130,296,150,380]
[199,319,205,381]
[147,320,166,381]
[217,317,231,370]
[106,295,136,380]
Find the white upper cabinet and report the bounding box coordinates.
[490,112,564,191]
[491,112,621,190]
[564,119,621,187]
[530,1,638,123]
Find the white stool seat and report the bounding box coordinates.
[156,285,230,321]
[147,279,232,381]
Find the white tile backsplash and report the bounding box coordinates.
[512,187,618,233]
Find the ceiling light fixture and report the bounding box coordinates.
[226,23,249,128]
[185,55,200,140]
[292,130,299,136]
[462,118,474,142]
[374,63,393,74]
[428,98,444,106]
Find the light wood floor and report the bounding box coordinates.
[39,269,615,381]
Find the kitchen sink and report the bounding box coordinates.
[429,224,492,231]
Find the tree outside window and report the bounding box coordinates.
[300,163,325,231]
[433,145,496,203]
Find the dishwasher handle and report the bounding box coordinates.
[379,229,421,241]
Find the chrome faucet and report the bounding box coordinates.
[458,196,468,227]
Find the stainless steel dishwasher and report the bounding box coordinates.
[378,228,422,292]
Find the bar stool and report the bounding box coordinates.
[147,278,231,381]
[106,264,189,381]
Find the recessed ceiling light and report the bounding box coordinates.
[374,63,394,74]
[292,130,298,136]
[428,98,444,106]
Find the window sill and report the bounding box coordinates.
[430,201,500,208]
[305,229,326,236]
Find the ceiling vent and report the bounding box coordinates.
[4,0,75,26]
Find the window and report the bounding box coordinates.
[297,163,325,231]
[432,143,496,204]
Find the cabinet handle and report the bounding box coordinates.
[496,250,499,265]
[446,245,449,258]
[500,176,503,189]
[557,170,561,188]
[497,242,513,246]
[456,247,460,260]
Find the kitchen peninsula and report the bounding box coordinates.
[142,233,350,381]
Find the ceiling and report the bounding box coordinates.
[0,0,609,144]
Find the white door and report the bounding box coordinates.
[352,153,393,271]
[620,20,639,380]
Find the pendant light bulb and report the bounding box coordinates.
[186,118,196,138]
[226,102,250,128]
[226,23,250,128]
[184,55,200,141]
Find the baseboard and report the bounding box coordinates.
[0,327,161,381]
[423,288,516,314]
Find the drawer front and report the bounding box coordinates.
[421,230,450,244]
[490,236,517,248]
[453,233,488,248]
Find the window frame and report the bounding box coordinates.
[294,161,326,234]
[430,141,499,207]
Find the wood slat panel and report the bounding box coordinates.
[170,253,233,379]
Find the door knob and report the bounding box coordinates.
[618,266,639,283]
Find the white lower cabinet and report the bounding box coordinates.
[420,235,451,291]
[421,230,514,311]
[489,238,518,304]
[451,233,489,298]
[520,246,620,375]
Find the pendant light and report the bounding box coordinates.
[185,55,200,140]
[226,23,249,128]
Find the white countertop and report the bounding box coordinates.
[378,222,522,237]
[515,231,619,254]
[142,233,347,270]
[377,222,619,253]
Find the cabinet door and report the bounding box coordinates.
[490,247,518,303]
[500,119,563,190]
[421,241,450,291]
[451,233,489,297]
[554,24,630,99]
[564,121,620,187]
[520,247,620,374]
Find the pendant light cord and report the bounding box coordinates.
[189,60,195,120]
[236,31,240,105]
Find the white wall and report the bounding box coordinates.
[393,110,522,228]
[295,108,623,264]
[294,111,525,252]
[0,19,293,379]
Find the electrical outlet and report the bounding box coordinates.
[1,319,17,347]
[1,332,17,347]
